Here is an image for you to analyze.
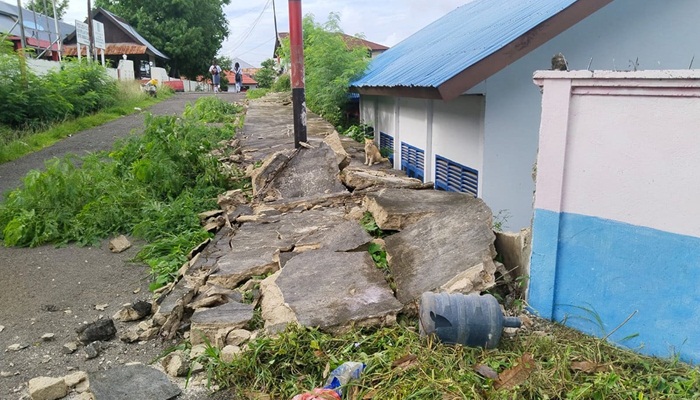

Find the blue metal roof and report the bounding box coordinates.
[352,0,579,89]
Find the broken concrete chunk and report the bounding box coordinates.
[190,301,255,345]
[84,342,101,359]
[494,228,532,281]
[113,301,152,322]
[294,220,372,252]
[161,352,189,377]
[7,343,29,351]
[440,260,498,294]
[226,329,252,346]
[198,209,224,221]
[322,130,351,170]
[28,376,67,400]
[207,247,280,289]
[63,342,78,354]
[217,189,248,211]
[220,345,242,363]
[76,319,116,343]
[89,364,181,400]
[384,198,496,305]
[41,333,55,341]
[270,251,402,332]
[63,371,88,388]
[108,235,131,253]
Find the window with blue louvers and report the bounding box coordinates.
[379,132,394,164]
[435,155,478,197]
[400,142,425,182]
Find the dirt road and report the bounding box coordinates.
[0,92,244,399]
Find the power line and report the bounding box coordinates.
[226,0,272,56]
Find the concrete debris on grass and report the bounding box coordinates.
[58,97,509,395]
[108,235,131,253]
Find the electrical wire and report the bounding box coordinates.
[225,0,272,56]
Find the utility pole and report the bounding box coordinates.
[16,0,27,50]
[272,0,278,41]
[87,0,94,61]
[288,0,306,148]
[51,0,62,60]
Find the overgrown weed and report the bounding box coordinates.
[194,321,700,399]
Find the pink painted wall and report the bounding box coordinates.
[533,70,700,236]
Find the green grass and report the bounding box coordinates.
[0,82,172,164]
[246,88,271,100]
[190,321,700,400]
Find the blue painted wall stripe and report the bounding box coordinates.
[529,209,700,363]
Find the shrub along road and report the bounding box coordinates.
[0,92,243,399]
[0,92,240,197]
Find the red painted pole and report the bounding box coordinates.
[288,0,307,147]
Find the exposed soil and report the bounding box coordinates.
[0,92,244,399]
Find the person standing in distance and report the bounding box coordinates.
[233,62,242,93]
[209,59,222,93]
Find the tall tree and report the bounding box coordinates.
[26,0,69,19]
[95,0,230,78]
[280,13,369,126]
[254,58,276,89]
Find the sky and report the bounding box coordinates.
[58,0,469,67]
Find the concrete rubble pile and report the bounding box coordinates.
[139,94,507,358]
[20,95,528,399]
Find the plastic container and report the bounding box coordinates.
[419,292,521,348]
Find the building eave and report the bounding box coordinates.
[436,0,613,100]
[353,86,443,100]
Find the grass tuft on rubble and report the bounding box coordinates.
[0,96,248,290]
[192,320,700,400]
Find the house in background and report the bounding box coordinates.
[273,31,388,61]
[0,1,73,60]
[351,0,700,231]
[222,69,258,92]
[63,8,168,79]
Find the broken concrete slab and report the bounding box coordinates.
[190,301,255,345]
[322,130,351,170]
[384,198,497,305]
[270,251,402,332]
[207,247,280,289]
[364,188,484,231]
[89,364,181,400]
[294,219,372,252]
[254,143,349,201]
[340,168,431,191]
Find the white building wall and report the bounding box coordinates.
[431,95,485,194]
[397,97,428,173]
[482,0,700,230]
[359,95,377,131]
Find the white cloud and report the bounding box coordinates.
[62,0,470,67]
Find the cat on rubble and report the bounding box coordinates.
[364,138,389,166]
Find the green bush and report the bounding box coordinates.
[0,50,117,130]
[272,73,291,92]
